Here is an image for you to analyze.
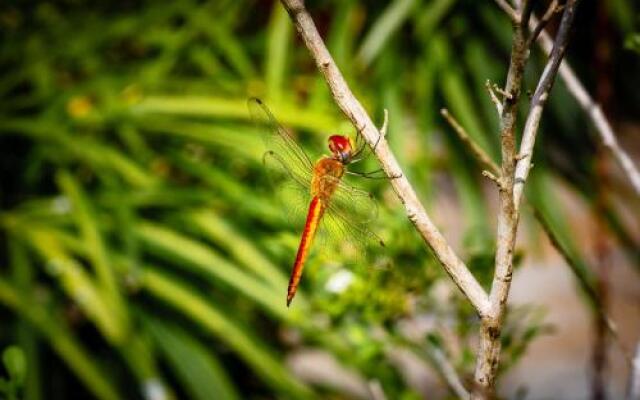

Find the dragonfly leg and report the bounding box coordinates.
[351,131,368,159]
[351,108,389,162]
[347,168,402,179]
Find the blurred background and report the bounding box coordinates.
[0,0,639,399]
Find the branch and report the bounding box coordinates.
[513,0,580,207]
[427,344,470,400]
[279,0,491,316]
[628,343,640,400]
[367,380,388,400]
[527,0,562,47]
[440,108,500,175]
[531,18,640,196]
[474,2,580,397]
[493,0,520,23]
[440,109,628,365]
[531,207,629,363]
[485,80,504,115]
[473,1,533,395]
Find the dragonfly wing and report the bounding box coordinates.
[250,98,315,228]
[249,98,314,177]
[319,177,383,258]
[330,179,380,226]
[263,150,312,227]
[262,150,312,190]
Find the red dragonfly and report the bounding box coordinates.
[249,98,390,307]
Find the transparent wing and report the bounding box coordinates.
[331,179,380,226]
[249,97,314,184]
[250,98,315,228]
[263,150,311,228]
[317,177,383,262]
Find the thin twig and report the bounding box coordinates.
[368,380,388,400]
[473,1,580,397]
[426,344,470,400]
[494,0,520,23]
[279,0,491,316]
[485,80,504,115]
[440,108,500,174]
[513,0,580,207]
[527,0,562,47]
[628,343,640,400]
[473,0,533,395]
[531,19,640,196]
[441,106,627,363]
[532,207,629,363]
[493,83,513,100]
[482,170,502,187]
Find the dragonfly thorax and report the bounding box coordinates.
[311,157,345,200]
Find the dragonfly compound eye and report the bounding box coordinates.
[328,135,352,154]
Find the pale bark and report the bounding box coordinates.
[472,2,580,397]
[533,23,640,196]
[279,0,491,317]
[279,0,581,398]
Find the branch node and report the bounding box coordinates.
[485,80,503,115]
[515,152,528,161]
[482,170,503,188]
[493,83,513,100]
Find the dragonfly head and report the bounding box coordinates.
[328,135,353,164]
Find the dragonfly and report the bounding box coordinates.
[249,98,393,307]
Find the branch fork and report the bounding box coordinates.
[280,0,491,318]
[279,0,582,397]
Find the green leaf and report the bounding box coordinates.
[3,346,26,386]
[0,278,120,400]
[145,316,239,400]
[140,269,314,399]
[265,4,292,102]
[134,221,295,320]
[356,0,420,67]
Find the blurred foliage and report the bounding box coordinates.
[0,346,27,400]
[0,0,638,399]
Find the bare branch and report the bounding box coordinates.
[513,0,580,207]
[473,1,534,395]
[531,206,629,362]
[485,80,504,115]
[473,1,581,397]
[438,111,629,362]
[527,0,562,47]
[532,20,640,196]
[628,343,640,400]
[482,170,503,187]
[440,108,500,175]
[493,82,514,100]
[368,380,388,400]
[493,0,520,23]
[279,0,491,316]
[427,344,470,400]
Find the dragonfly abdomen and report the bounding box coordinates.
[287,195,327,306]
